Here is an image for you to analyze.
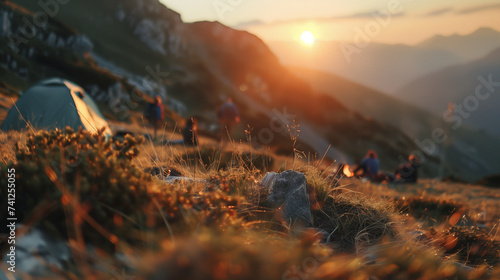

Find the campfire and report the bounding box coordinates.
[343,165,354,177]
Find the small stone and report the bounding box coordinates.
[262,170,313,228]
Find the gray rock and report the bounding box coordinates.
[56,37,66,48]
[71,35,94,56]
[260,171,277,189]
[0,10,12,37]
[2,227,71,277]
[133,19,166,54]
[262,170,312,228]
[116,10,126,22]
[454,262,474,272]
[46,32,57,46]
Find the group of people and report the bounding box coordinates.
[145,96,240,146]
[350,150,420,183]
[146,96,420,183]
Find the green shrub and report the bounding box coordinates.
[0,128,252,252]
[147,181,242,234]
[0,127,151,250]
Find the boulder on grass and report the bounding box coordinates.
[261,170,312,228]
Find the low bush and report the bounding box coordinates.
[435,226,500,266]
[0,128,151,250]
[0,128,243,252]
[395,196,466,225]
[312,194,398,252]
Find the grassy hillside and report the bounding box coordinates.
[12,0,173,74]
[291,66,500,182]
[1,128,500,279]
[2,0,430,170]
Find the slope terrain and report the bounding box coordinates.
[268,28,500,94]
[292,66,500,181]
[397,47,500,137]
[1,0,423,173]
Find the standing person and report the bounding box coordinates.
[182,116,198,146]
[217,97,240,142]
[146,96,164,141]
[352,150,380,180]
[163,116,199,146]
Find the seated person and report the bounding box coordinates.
[352,150,380,180]
[163,116,198,146]
[390,154,420,183]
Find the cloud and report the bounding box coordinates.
[422,7,453,17]
[419,3,500,18]
[329,11,390,20]
[233,10,406,29]
[233,20,266,29]
[456,3,500,14]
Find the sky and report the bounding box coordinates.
[160,0,500,45]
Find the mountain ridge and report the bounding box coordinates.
[268,27,500,94]
[1,0,425,173]
[396,46,500,137]
[292,66,500,181]
[415,27,500,74]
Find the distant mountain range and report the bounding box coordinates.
[396,47,500,137]
[268,28,500,94]
[291,67,500,182]
[269,27,500,147]
[418,28,500,62]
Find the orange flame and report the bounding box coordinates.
[343,165,354,177]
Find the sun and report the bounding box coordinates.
[300,31,316,45]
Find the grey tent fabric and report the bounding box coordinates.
[38,78,106,119]
[1,78,112,135]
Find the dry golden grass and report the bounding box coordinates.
[344,178,500,231]
[1,126,500,279]
[0,130,28,164]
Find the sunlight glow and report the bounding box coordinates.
[300,31,316,45]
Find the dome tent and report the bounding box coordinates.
[1,78,112,135]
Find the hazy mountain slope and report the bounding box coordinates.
[11,0,226,114]
[292,67,500,181]
[1,0,426,171]
[418,27,500,62]
[268,41,460,94]
[0,1,184,124]
[289,67,441,139]
[12,0,182,75]
[268,28,500,95]
[183,21,425,170]
[397,47,500,137]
